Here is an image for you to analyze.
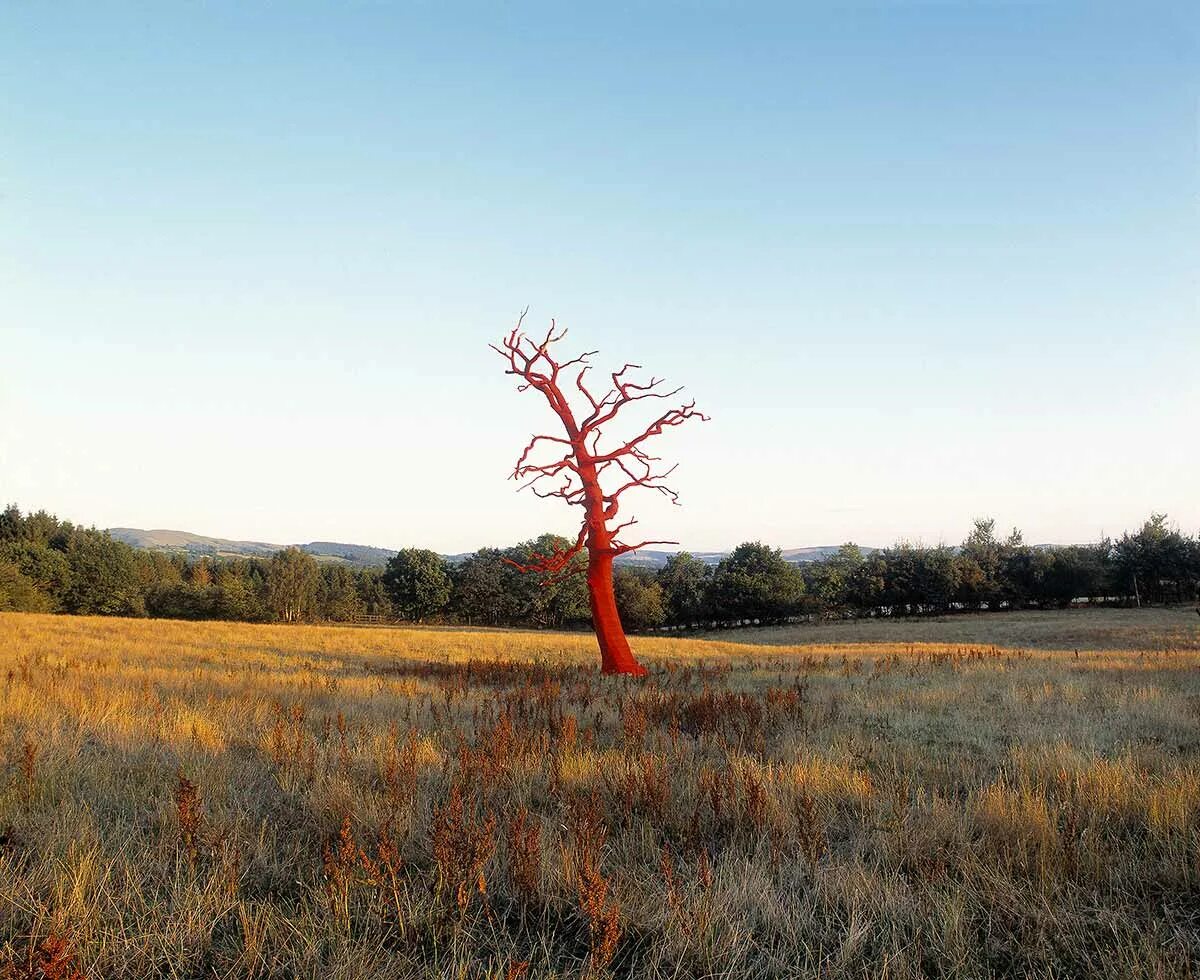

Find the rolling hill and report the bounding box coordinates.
[107,528,398,568]
[108,528,879,569]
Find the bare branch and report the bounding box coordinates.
[591,401,709,463]
[501,524,588,582]
[611,539,679,556]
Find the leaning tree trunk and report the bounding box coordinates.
[585,549,647,676]
[580,455,649,676]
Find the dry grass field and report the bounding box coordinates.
[1,611,1198,979]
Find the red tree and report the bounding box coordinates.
[492,315,708,676]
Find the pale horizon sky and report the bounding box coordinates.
[3,2,1197,554]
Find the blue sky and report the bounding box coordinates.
[2,1,1196,552]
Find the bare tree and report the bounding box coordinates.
[492,315,707,675]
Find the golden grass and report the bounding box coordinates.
[1,611,1198,979]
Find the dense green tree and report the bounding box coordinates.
[656,552,712,625]
[1115,514,1196,605]
[0,561,53,612]
[843,552,886,611]
[25,510,72,549]
[709,542,805,623]
[1036,545,1109,607]
[451,548,522,625]
[62,532,145,616]
[267,547,319,622]
[0,539,72,609]
[879,544,960,614]
[803,543,867,613]
[318,565,365,621]
[0,500,1193,627]
[216,561,269,621]
[535,534,591,628]
[958,519,1004,609]
[355,568,393,617]
[996,528,1034,608]
[144,582,217,619]
[613,568,667,631]
[0,504,22,541]
[500,534,591,628]
[134,550,185,593]
[382,548,452,621]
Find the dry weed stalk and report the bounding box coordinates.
[794,788,826,866]
[430,784,497,914]
[321,815,361,930]
[18,739,37,807]
[567,793,621,970]
[0,934,86,980]
[506,805,541,902]
[174,771,204,865]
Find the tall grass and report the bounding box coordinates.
[1,612,1198,978]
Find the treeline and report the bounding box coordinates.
[1,505,1197,630]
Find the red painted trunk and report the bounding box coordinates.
[586,550,647,676]
[578,455,648,677]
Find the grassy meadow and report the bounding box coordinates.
[1,610,1198,979]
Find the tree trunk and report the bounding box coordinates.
[576,449,648,678]
[586,550,647,676]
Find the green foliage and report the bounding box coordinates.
[802,543,866,614]
[450,548,522,626]
[710,542,806,623]
[656,552,711,625]
[613,568,667,631]
[503,534,591,628]
[318,565,366,622]
[0,503,21,541]
[354,568,393,617]
[215,562,269,622]
[267,547,319,623]
[0,502,1196,630]
[62,533,145,616]
[958,518,1005,608]
[1115,514,1196,605]
[382,548,452,621]
[144,582,217,620]
[0,561,53,612]
[878,543,960,615]
[0,539,72,609]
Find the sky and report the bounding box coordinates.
[2,1,1197,554]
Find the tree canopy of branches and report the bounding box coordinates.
[491,315,708,675]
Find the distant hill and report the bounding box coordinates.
[782,545,881,562]
[611,549,727,568]
[618,546,883,567]
[109,527,882,570]
[108,528,398,568]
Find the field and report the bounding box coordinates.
[703,606,1200,651]
[1,611,1198,979]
